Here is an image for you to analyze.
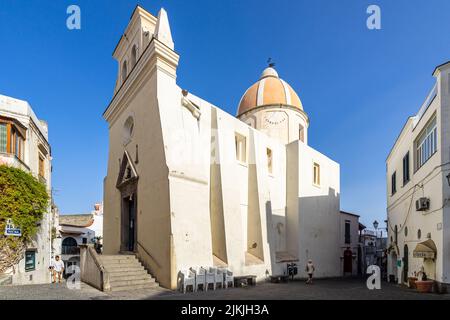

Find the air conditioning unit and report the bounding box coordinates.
[416,197,430,211]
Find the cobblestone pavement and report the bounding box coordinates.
[0,278,449,300]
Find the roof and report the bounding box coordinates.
[432,60,450,76]
[237,67,303,117]
[59,214,94,228]
[340,210,360,218]
[0,94,49,143]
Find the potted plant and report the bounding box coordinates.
[415,267,434,293]
[408,271,418,289]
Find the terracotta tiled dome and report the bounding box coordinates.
[237,67,303,116]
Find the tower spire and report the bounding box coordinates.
[155,8,174,50]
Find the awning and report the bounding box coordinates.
[413,239,437,259]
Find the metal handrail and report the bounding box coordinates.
[137,241,161,269]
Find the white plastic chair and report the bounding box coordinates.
[210,267,224,290]
[178,269,196,293]
[205,267,216,291]
[191,267,206,291]
[220,268,234,289]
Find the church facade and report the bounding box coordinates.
[103,6,341,289]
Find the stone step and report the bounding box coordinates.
[108,269,150,278]
[102,261,142,268]
[110,278,155,287]
[100,256,137,262]
[102,254,135,258]
[110,281,159,292]
[109,273,154,282]
[104,265,145,273]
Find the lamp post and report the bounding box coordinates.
[373,220,379,267]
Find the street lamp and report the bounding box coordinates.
[373,220,379,230]
[373,220,379,267]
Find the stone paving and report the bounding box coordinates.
[0,278,449,300]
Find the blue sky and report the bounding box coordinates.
[1,0,449,228]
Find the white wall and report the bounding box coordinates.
[286,141,341,278]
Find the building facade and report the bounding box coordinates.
[59,203,103,276]
[0,94,54,285]
[386,61,450,287]
[103,6,341,289]
[339,211,361,276]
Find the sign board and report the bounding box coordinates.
[413,251,435,259]
[4,219,21,237]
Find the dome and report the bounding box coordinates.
[237,66,303,117]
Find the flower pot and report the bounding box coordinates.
[408,277,418,289]
[416,280,434,293]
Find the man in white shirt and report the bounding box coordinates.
[305,259,316,284]
[50,255,65,283]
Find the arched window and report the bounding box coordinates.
[131,45,138,67]
[122,60,128,83]
[62,237,78,255]
[123,116,134,144]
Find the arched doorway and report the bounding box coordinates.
[403,244,409,283]
[390,252,398,282]
[344,248,353,275]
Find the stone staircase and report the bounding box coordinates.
[99,254,159,292]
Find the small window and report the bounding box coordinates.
[299,124,304,142]
[391,172,397,195]
[402,152,410,185]
[313,163,320,186]
[417,229,421,239]
[345,220,351,244]
[38,155,45,178]
[82,238,87,244]
[404,226,408,237]
[394,225,398,244]
[266,148,273,174]
[415,115,437,170]
[131,45,138,67]
[122,60,128,83]
[123,116,134,143]
[25,251,36,272]
[235,133,247,163]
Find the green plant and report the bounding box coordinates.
[0,165,49,273]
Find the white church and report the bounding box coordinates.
[103,6,341,289]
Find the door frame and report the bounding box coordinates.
[403,244,409,284]
[119,179,138,253]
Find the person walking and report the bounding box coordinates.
[305,259,315,284]
[51,255,65,284]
